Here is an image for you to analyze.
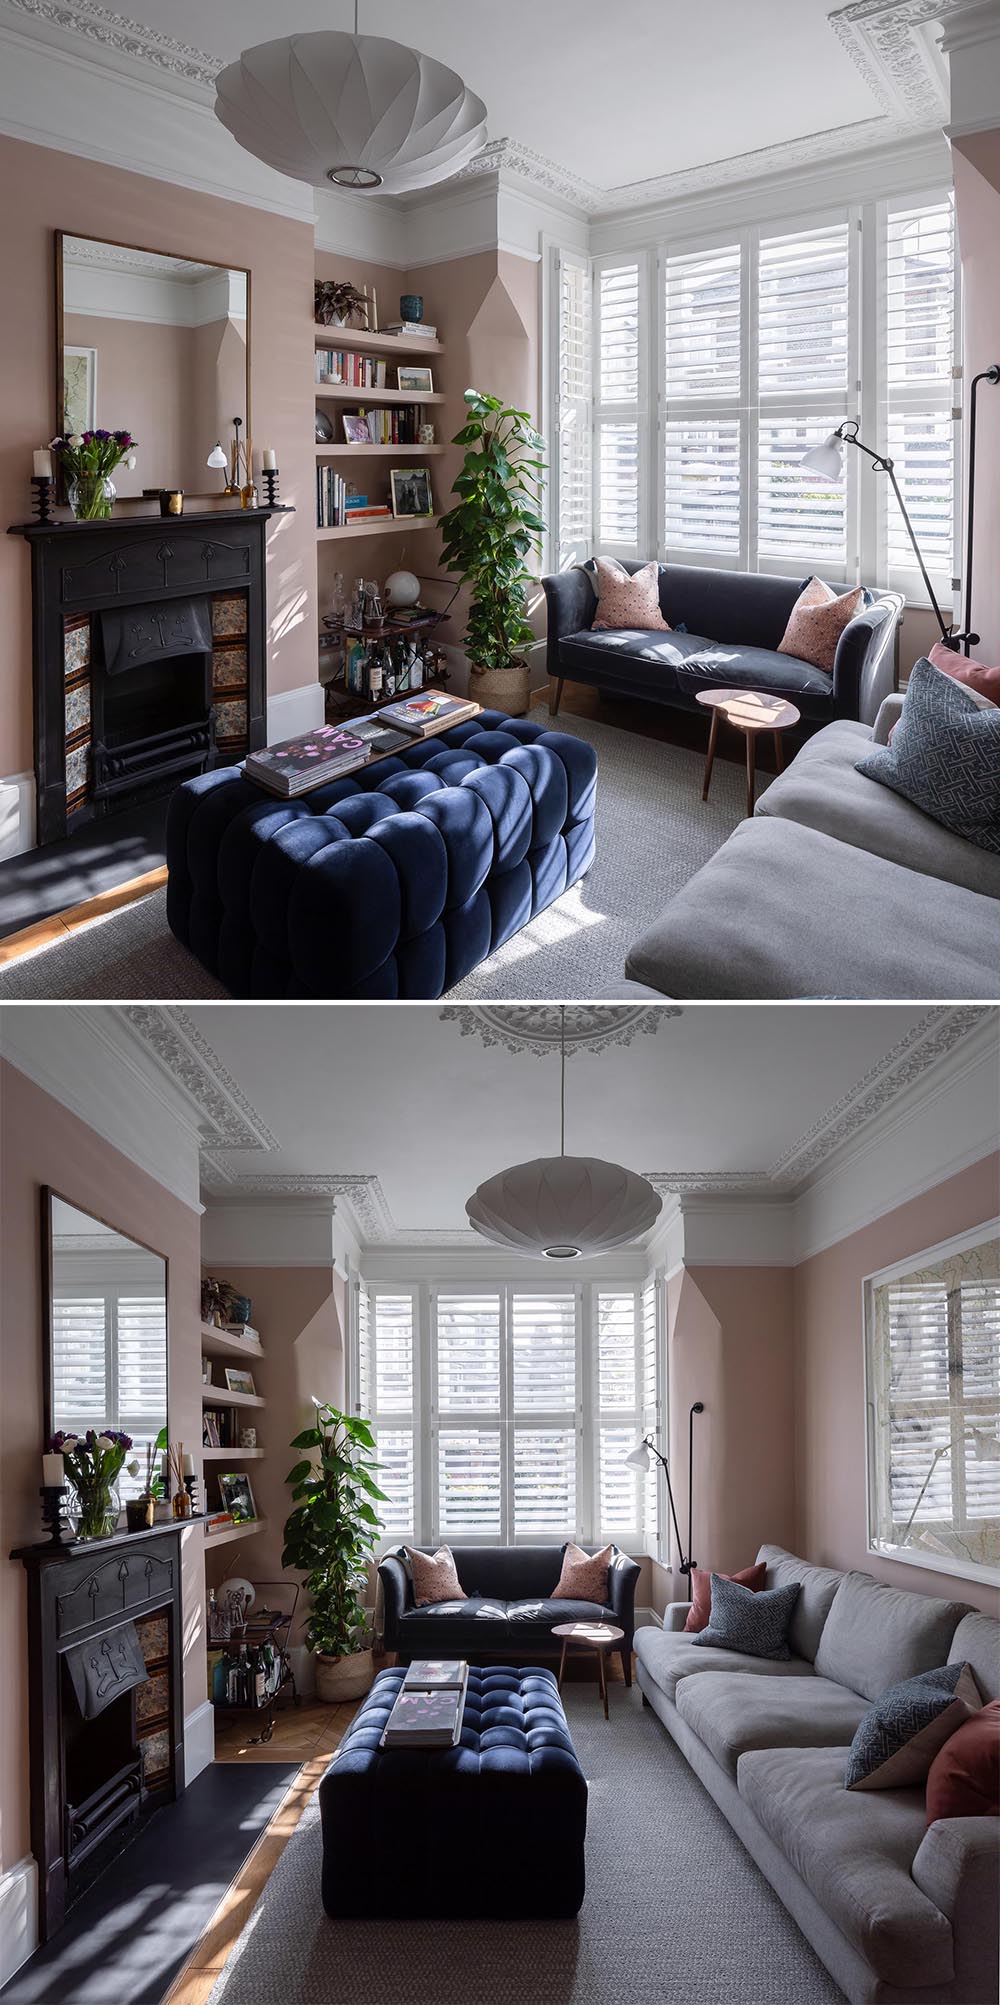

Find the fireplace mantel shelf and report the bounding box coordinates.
[8,505,294,539]
[12,1515,206,1564]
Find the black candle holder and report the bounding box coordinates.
[40,1484,71,1545]
[30,475,54,525]
[262,467,280,508]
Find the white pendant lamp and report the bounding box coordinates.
[214,10,487,196]
[465,1008,662,1260]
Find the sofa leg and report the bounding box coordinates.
[550,676,564,717]
[622,1644,632,1688]
[641,1690,650,1708]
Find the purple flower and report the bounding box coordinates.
[94,428,111,441]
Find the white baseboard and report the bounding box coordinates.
[634,1605,663,1629]
[0,770,36,859]
[184,1699,215,1783]
[266,680,325,741]
[0,1856,38,1987]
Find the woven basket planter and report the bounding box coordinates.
[470,660,530,717]
[314,1646,374,1703]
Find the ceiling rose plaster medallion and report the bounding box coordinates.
[438,1005,680,1055]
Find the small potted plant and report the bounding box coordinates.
[50,1427,133,1539]
[282,1400,386,1702]
[50,429,137,520]
[315,279,369,329]
[438,390,546,716]
[125,1427,168,1532]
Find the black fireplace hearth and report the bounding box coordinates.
[8,505,291,846]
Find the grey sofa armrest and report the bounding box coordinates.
[376,1553,411,1650]
[912,1817,1000,2002]
[542,568,595,678]
[662,1602,690,1632]
[872,692,904,744]
[607,1549,642,1641]
[831,594,901,726]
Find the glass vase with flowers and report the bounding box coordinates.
[48,1428,133,1539]
[50,429,138,520]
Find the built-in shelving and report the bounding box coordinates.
[316,384,445,407]
[316,444,445,458]
[204,1518,268,1547]
[202,1446,264,1461]
[202,1384,265,1409]
[317,515,440,542]
[315,326,443,356]
[200,1322,264,1360]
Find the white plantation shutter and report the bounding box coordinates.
[375,1431,415,1538]
[370,1291,415,1536]
[597,1293,636,1410]
[353,1279,371,1417]
[883,197,956,597]
[555,249,593,568]
[511,1293,577,1538]
[757,221,850,569]
[665,244,741,402]
[664,420,741,555]
[596,1290,641,1541]
[513,1430,576,1535]
[52,1282,165,1502]
[596,260,642,553]
[641,1278,660,1555]
[868,1234,1000,1579]
[373,1295,413,1413]
[436,1295,501,1412]
[52,1293,107,1431]
[438,1429,502,1537]
[663,244,742,558]
[512,1293,576,1411]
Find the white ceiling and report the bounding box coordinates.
[0,0,955,207]
[121,1003,981,1238]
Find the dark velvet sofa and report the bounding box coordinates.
[542,561,902,731]
[378,1543,641,1686]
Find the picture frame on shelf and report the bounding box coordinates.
[204,1412,221,1448]
[219,1471,257,1523]
[390,467,434,519]
[225,1367,257,1397]
[397,365,433,394]
[343,414,372,446]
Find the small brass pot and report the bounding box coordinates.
[126,1494,155,1533]
[159,489,184,517]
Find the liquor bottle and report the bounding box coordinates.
[367,647,383,701]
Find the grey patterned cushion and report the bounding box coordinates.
[855,655,1000,854]
[692,1574,800,1661]
[845,1661,981,1791]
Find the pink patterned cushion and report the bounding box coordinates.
[777,576,864,673]
[551,1541,613,1603]
[928,639,1000,704]
[406,1545,466,1608]
[591,558,671,632]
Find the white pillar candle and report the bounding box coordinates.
[261,448,277,471]
[182,1452,194,1477]
[42,1452,65,1487]
[33,449,53,479]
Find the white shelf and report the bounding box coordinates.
[202,1385,265,1409]
[315,326,443,356]
[204,1518,267,1546]
[200,1323,264,1360]
[316,444,445,457]
[202,1446,264,1461]
[316,385,444,407]
[317,515,439,542]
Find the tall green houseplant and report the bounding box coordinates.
[439,389,546,714]
[283,1401,386,1702]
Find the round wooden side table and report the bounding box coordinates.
[553,1621,625,1722]
[695,687,801,818]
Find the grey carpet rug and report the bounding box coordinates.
[0,707,756,1002]
[205,1684,844,2005]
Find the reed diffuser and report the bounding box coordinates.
[168,1441,192,1519]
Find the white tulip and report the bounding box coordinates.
[126,454,137,470]
[97,1433,115,1451]
[126,1459,141,1478]
[68,434,84,448]
[62,1434,79,1451]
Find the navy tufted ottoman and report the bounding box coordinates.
[318,1665,588,1918]
[165,710,597,997]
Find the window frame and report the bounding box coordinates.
[863,1220,1000,1589]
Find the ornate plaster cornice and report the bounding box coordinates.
[121,1007,278,1167]
[1,0,219,86]
[438,1005,680,1055]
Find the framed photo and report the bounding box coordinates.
[218,1472,257,1523]
[390,467,434,519]
[342,414,372,445]
[203,1411,221,1448]
[397,365,433,394]
[225,1367,256,1397]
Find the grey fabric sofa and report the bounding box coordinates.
[541,561,902,729]
[623,702,1000,999]
[635,1546,1000,2005]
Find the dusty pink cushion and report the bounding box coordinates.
[405,1545,466,1607]
[591,557,671,632]
[552,1541,613,1603]
[777,576,864,673]
[928,639,1000,704]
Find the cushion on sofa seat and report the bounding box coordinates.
[755,718,1000,899]
[948,1610,1000,1703]
[675,1672,870,1776]
[634,1625,815,1703]
[815,1572,971,1703]
[507,1597,610,1627]
[624,815,1000,1000]
[756,1546,844,1663]
[556,629,832,707]
[397,1597,510,1652]
[736,1745,953,1989]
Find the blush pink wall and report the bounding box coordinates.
[0,1058,204,1877]
[0,131,318,783]
[201,1263,345,1654]
[63,311,199,496]
[794,1152,1000,1616]
[952,142,1000,665]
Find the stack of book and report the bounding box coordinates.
[384,320,438,340]
[381,1660,469,1748]
[379,692,478,737]
[244,725,370,798]
[225,1321,260,1345]
[316,348,388,388]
